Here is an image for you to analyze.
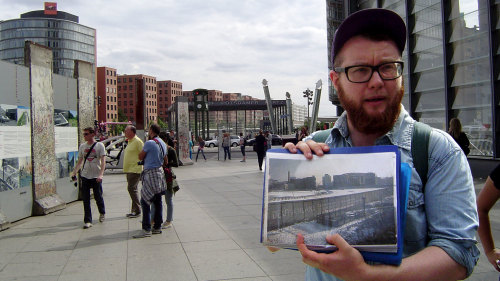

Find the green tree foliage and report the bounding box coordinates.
[157,118,168,129]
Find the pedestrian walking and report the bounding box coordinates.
[254,130,266,170]
[159,132,179,229]
[133,124,167,238]
[222,132,231,160]
[123,125,143,218]
[195,136,206,161]
[239,132,246,162]
[70,127,106,229]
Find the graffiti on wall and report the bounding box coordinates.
[176,101,192,164]
[31,64,57,198]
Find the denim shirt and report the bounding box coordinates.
[304,107,479,281]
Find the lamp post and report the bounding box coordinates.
[303,88,313,128]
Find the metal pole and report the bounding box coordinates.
[286,92,293,135]
[310,80,322,134]
[262,79,277,133]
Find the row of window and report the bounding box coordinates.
[106,79,117,85]
[0,28,95,45]
[0,19,95,36]
[106,69,116,76]
[117,77,156,84]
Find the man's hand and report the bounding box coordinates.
[486,248,500,272]
[284,140,330,160]
[96,175,103,183]
[297,233,369,280]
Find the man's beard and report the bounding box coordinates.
[337,83,404,135]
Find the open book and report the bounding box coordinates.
[261,146,410,265]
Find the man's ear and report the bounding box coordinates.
[330,70,339,91]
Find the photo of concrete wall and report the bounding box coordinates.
[262,152,398,252]
[19,156,32,189]
[17,106,30,127]
[56,152,70,179]
[0,158,20,191]
[0,104,17,126]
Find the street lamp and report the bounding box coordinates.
[303,88,313,127]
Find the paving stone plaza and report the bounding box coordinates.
[0,148,498,280]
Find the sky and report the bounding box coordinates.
[0,0,336,117]
[268,152,397,184]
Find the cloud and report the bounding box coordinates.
[0,0,335,116]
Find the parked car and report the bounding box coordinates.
[245,134,282,146]
[205,138,218,147]
[205,136,240,147]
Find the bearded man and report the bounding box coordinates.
[285,8,479,281]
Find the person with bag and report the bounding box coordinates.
[133,124,167,238]
[159,132,179,229]
[70,127,106,229]
[283,9,478,280]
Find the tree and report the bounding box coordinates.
[114,108,128,135]
[157,118,168,129]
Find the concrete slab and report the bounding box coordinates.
[126,243,196,281]
[58,257,126,281]
[187,248,266,280]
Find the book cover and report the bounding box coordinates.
[261,146,409,264]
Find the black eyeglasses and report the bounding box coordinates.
[334,61,404,83]
[83,133,91,136]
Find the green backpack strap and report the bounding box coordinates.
[412,121,432,190]
[311,128,333,143]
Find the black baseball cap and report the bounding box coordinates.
[331,8,406,65]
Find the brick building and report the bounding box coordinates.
[96,67,117,123]
[117,74,157,124]
[157,80,182,122]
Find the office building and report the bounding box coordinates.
[326,1,499,167]
[0,2,96,78]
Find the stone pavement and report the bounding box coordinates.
[0,149,498,280]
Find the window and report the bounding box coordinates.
[130,108,133,113]
[124,108,128,113]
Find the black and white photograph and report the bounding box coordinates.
[261,149,398,253]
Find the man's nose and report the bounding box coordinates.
[367,70,384,88]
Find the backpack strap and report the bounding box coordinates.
[411,121,432,190]
[311,129,333,143]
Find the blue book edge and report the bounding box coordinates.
[260,146,410,266]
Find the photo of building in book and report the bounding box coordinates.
[262,152,398,252]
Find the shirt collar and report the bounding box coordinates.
[331,105,413,151]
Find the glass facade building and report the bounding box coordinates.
[327,0,500,164]
[0,10,95,77]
